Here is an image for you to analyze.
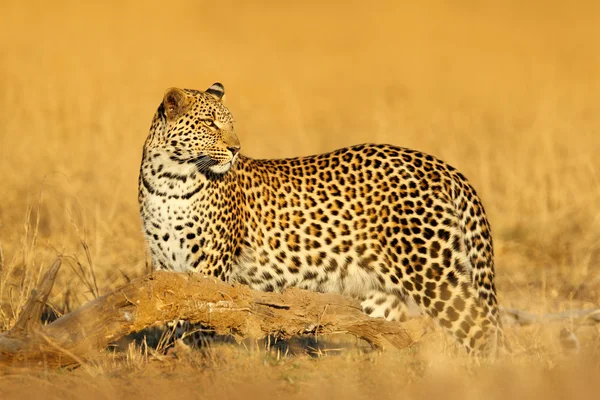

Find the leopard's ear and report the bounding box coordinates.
[163,87,190,121]
[206,82,225,102]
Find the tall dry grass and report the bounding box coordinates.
[0,0,599,397]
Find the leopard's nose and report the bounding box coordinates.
[228,146,240,156]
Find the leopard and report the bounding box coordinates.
[138,83,507,356]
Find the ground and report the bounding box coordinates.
[0,0,600,399]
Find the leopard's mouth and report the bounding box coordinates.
[209,161,233,174]
[187,154,237,176]
[187,154,219,173]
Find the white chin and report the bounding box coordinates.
[209,162,232,174]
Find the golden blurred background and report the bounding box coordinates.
[0,0,599,364]
[1,0,600,397]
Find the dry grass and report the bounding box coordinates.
[1,0,600,398]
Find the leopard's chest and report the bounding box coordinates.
[143,193,200,272]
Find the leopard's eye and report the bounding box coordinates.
[201,119,219,129]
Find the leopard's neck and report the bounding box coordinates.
[139,150,247,274]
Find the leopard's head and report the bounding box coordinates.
[146,83,241,175]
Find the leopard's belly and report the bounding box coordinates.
[230,242,386,298]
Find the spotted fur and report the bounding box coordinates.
[139,84,506,356]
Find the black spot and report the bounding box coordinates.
[446,306,459,321]
[423,228,434,240]
[303,271,318,280]
[325,259,339,272]
[263,284,275,292]
[424,282,437,299]
[451,235,462,252]
[453,296,466,312]
[262,271,273,280]
[442,248,452,268]
[437,229,450,241]
[460,320,472,334]
[439,282,452,300]
[439,318,452,329]
[290,256,301,271]
[422,297,431,307]
[447,271,459,287]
